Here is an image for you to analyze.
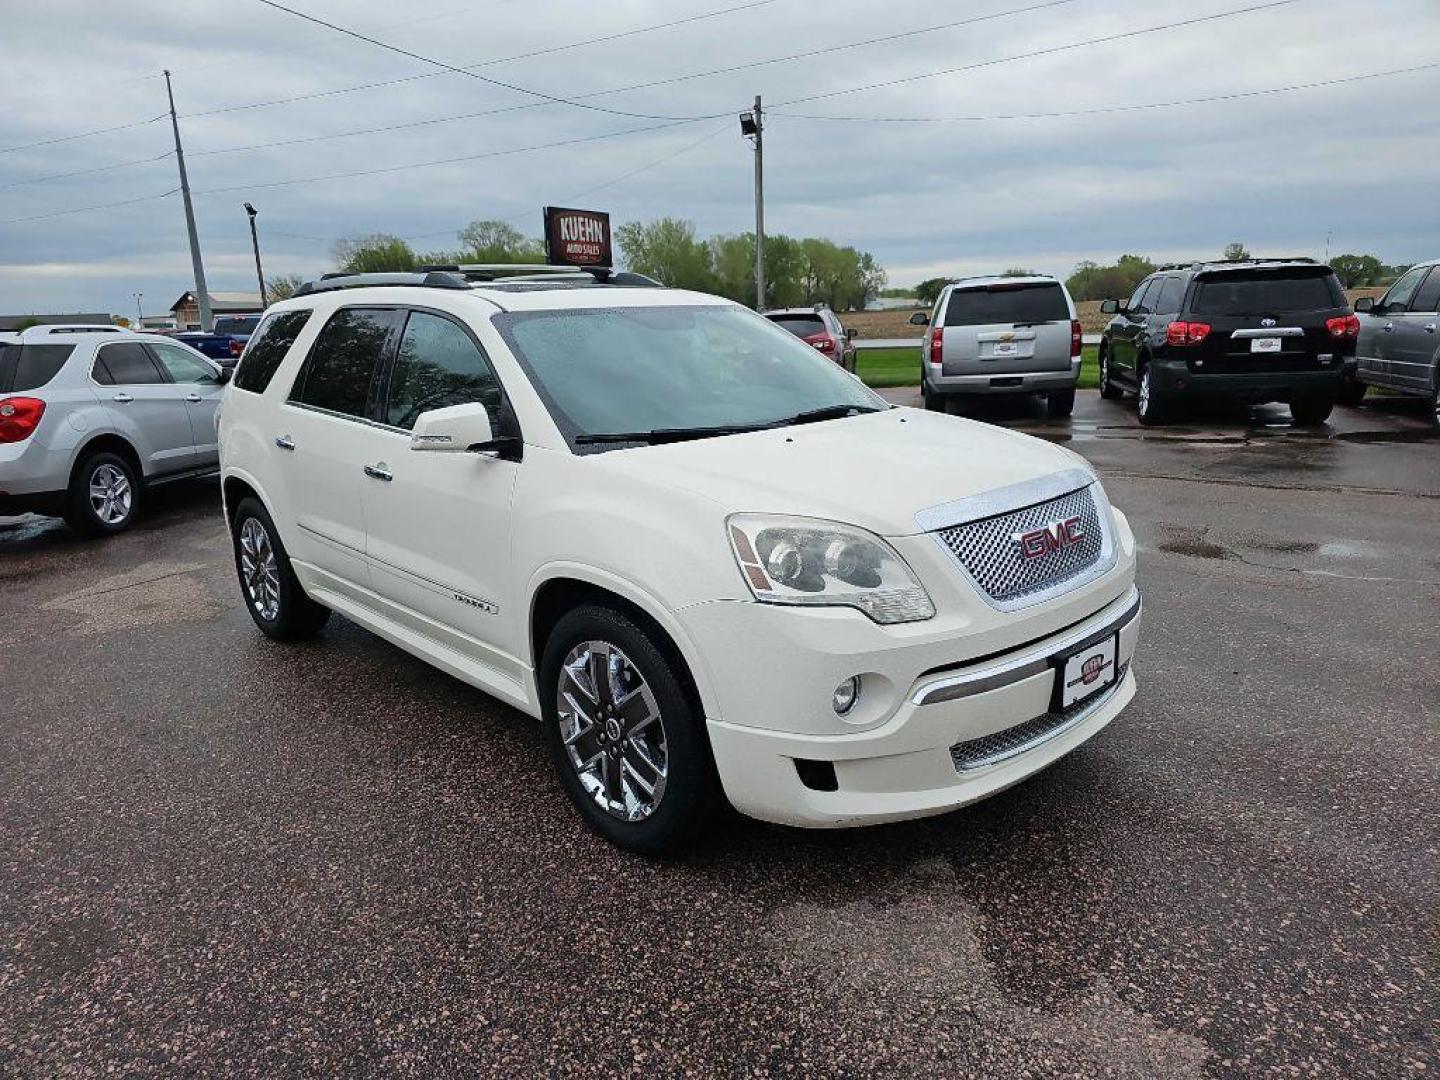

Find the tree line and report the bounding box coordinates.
[299,218,886,311]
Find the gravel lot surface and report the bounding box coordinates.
[2,392,1436,1078]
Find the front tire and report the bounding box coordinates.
[1098,345,1123,400]
[64,451,139,536]
[1290,396,1335,427]
[230,496,330,640]
[1428,374,1440,431]
[1136,363,1169,426]
[540,605,721,856]
[1046,388,1076,419]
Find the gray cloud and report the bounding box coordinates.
[1,0,1435,317]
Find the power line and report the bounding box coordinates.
[0,150,174,191]
[0,188,179,227]
[772,0,1304,109]
[0,113,166,155]
[251,0,726,122]
[186,0,1080,160]
[769,62,1440,123]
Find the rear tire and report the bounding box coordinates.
[1290,396,1335,426]
[1098,345,1123,400]
[1428,375,1440,431]
[1336,374,1367,407]
[540,604,722,856]
[923,384,946,412]
[1136,364,1169,426]
[64,450,139,536]
[1046,388,1076,419]
[230,496,330,640]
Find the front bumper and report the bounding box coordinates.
[699,585,1141,827]
[927,357,1080,396]
[1149,358,1344,402]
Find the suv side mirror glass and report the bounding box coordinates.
[1354,296,1375,313]
[909,311,929,326]
[411,402,494,453]
[1100,299,1119,315]
[846,327,858,340]
[214,366,231,385]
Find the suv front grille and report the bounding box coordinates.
[949,664,1127,772]
[934,485,1108,608]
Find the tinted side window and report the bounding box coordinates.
[290,308,398,418]
[1407,268,1440,313]
[1155,277,1184,316]
[0,343,74,392]
[1381,266,1427,312]
[386,311,502,431]
[234,310,312,394]
[1125,279,1152,311]
[94,342,166,385]
[1130,279,1159,316]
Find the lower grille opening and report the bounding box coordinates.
[949,664,1127,773]
[794,758,839,792]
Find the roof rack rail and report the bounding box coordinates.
[294,271,471,296]
[420,263,665,288]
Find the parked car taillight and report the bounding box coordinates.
[803,332,834,353]
[929,326,944,365]
[1325,314,1360,339]
[0,397,46,443]
[1165,321,1212,346]
[230,338,245,356]
[1070,319,1082,358]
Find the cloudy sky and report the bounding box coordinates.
[1,0,1436,319]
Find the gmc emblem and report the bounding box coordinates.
[1014,516,1085,560]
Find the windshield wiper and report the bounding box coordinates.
[574,423,769,446]
[781,404,887,426]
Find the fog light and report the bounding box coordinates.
[832,676,860,715]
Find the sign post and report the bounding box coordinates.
[543,207,613,268]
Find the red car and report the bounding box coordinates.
[763,306,857,372]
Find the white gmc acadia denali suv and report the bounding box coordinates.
[218,269,1141,854]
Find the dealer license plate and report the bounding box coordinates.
[1251,337,1282,353]
[1057,634,1118,710]
[991,342,1018,357]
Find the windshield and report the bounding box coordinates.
[944,283,1068,326]
[1191,271,1345,315]
[496,304,882,446]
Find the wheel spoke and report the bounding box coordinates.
[600,747,624,807]
[565,721,603,767]
[621,755,656,800]
[587,644,613,707]
[614,685,655,732]
[561,663,597,706]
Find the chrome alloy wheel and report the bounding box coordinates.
[238,517,282,622]
[557,640,668,822]
[88,463,132,525]
[1138,368,1151,415]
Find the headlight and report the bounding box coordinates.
[727,514,936,624]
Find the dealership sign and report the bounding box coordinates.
[544,206,612,267]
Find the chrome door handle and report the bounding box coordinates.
[1383,323,1395,332]
[363,463,393,482]
[1425,324,1437,334]
[184,392,203,403]
[112,392,133,403]
[274,435,295,451]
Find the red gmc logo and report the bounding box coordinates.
[1080,654,1106,684]
[1014,516,1085,560]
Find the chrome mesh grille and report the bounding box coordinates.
[949,664,1127,772]
[934,485,1104,605]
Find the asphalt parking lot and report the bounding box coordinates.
[1,392,1436,1078]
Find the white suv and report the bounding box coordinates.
[218,270,1140,854]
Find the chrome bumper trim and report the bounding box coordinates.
[911,586,1141,706]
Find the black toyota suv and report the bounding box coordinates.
[1096,258,1357,426]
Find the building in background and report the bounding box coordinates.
[169,291,261,330]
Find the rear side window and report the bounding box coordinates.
[385,311,503,431]
[93,342,166,385]
[0,343,74,392]
[1154,277,1185,316]
[1406,268,1440,313]
[234,310,312,394]
[944,283,1068,326]
[768,314,827,337]
[1191,271,1345,316]
[290,308,399,418]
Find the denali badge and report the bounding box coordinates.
[1014,516,1085,560]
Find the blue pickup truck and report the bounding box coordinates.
[170,314,261,368]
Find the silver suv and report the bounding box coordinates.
[0,327,228,534]
[913,276,1082,418]
[1353,258,1440,427]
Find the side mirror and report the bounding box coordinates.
[845,326,858,340]
[411,402,494,453]
[1354,296,1375,313]
[213,366,231,385]
[908,311,929,326]
[1100,299,1120,315]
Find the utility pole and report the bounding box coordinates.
[245,203,267,307]
[133,292,143,327]
[163,70,212,332]
[752,95,765,311]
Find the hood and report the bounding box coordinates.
[592,407,1092,537]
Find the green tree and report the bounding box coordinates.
[1066,255,1156,301]
[265,273,307,302]
[454,219,545,263]
[1001,266,1038,276]
[915,277,951,306]
[334,233,416,274]
[1329,253,1386,288]
[1223,241,1251,262]
[615,218,716,293]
